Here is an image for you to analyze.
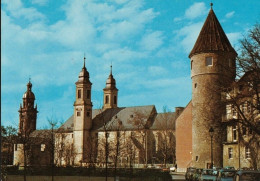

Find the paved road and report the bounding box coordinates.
[171,173,185,180]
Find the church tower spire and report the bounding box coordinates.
[189,4,237,168]
[73,56,93,164]
[18,79,38,136]
[103,64,118,109]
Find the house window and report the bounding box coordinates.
[114,96,117,104]
[14,144,17,151]
[78,89,81,99]
[247,102,251,113]
[242,102,247,113]
[87,112,90,117]
[228,148,233,159]
[87,90,90,99]
[77,111,81,117]
[194,83,197,88]
[249,128,252,134]
[245,147,250,159]
[105,132,109,138]
[72,134,73,138]
[242,126,247,136]
[231,105,237,117]
[233,126,237,141]
[191,60,193,70]
[206,57,213,66]
[41,144,46,152]
[105,95,109,104]
[196,156,199,162]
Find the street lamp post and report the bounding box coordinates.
[209,127,214,169]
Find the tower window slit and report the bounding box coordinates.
[78,89,81,99]
[105,95,109,104]
[114,96,117,104]
[87,90,90,99]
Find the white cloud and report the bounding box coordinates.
[227,32,241,46]
[225,11,235,18]
[140,31,164,51]
[185,2,206,19]
[102,47,146,62]
[148,66,167,76]
[175,22,203,53]
[173,2,206,22]
[2,0,45,21]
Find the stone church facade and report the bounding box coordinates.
[14,61,178,167]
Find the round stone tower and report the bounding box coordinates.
[189,6,237,168]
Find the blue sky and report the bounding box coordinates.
[2,0,260,129]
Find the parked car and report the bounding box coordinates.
[169,166,176,174]
[224,166,235,170]
[161,167,169,172]
[192,168,203,181]
[200,169,217,181]
[185,167,196,181]
[233,170,260,181]
[213,167,222,175]
[216,169,236,181]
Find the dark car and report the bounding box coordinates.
[233,170,260,181]
[185,167,196,181]
[192,168,203,181]
[200,169,217,181]
[216,169,236,181]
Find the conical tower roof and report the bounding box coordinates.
[189,8,237,58]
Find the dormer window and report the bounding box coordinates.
[206,57,213,66]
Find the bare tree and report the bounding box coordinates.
[155,106,176,167]
[1,126,17,165]
[128,110,150,166]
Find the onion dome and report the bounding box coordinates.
[77,56,91,84]
[189,4,237,58]
[104,65,118,90]
[23,80,35,99]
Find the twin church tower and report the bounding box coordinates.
[18,4,237,168]
[73,57,118,163]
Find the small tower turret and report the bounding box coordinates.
[103,65,118,109]
[189,4,237,168]
[18,79,38,136]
